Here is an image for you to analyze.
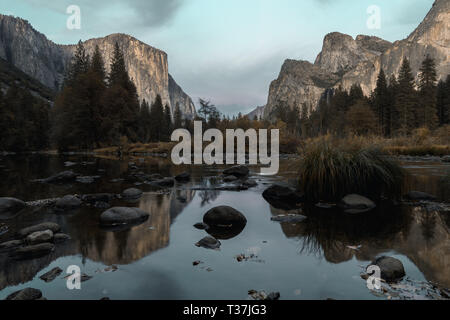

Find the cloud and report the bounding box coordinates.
[23,0,182,28]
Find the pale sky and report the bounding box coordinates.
[0,0,434,115]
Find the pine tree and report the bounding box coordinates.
[173,103,183,129]
[373,68,391,136]
[436,75,450,125]
[149,95,165,141]
[395,58,417,136]
[65,40,90,87]
[418,55,439,129]
[138,99,151,143]
[163,104,172,141]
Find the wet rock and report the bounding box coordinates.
[55,195,82,211]
[40,170,77,183]
[17,222,61,238]
[0,197,26,219]
[442,155,450,163]
[194,222,209,230]
[242,179,258,188]
[262,184,304,210]
[148,173,164,181]
[175,172,191,182]
[177,196,187,203]
[53,233,71,243]
[0,239,23,251]
[10,242,55,260]
[100,207,149,226]
[193,260,203,266]
[5,288,43,300]
[223,175,238,182]
[76,176,100,184]
[271,214,307,223]
[26,230,53,245]
[223,165,249,177]
[39,267,63,282]
[203,206,247,228]
[195,236,221,250]
[404,191,437,201]
[338,194,376,214]
[121,188,143,200]
[369,256,405,282]
[248,290,280,301]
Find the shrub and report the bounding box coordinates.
[298,137,405,202]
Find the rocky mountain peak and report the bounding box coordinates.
[0,15,195,118]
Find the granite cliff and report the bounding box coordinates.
[265,0,449,119]
[0,14,195,118]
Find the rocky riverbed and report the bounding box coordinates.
[0,154,448,300]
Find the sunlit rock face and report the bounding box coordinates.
[0,15,195,118]
[265,0,449,119]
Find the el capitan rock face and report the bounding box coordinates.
[265,0,449,119]
[0,15,195,117]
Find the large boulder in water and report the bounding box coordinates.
[100,207,149,226]
[223,165,249,177]
[5,288,43,300]
[203,206,247,227]
[338,194,376,214]
[0,197,26,219]
[262,185,304,210]
[369,256,405,282]
[203,206,247,240]
[17,222,61,238]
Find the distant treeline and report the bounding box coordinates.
[269,56,450,138]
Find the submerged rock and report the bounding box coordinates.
[151,178,175,188]
[121,188,143,200]
[76,176,100,184]
[262,184,304,210]
[17,222,61,238]
[0,222,8,235]
[369,256,406,282]
[100,207,149,226]
[338,194,376,214]
[39,170,77,183]
[195,236,221,250]
[55,195,82,211]
[5,288,43,300]
[223,165,249,177]
[81,193,115,204]
[26,230,53,245]
[404,191,437,201]
[0,197,26,219]
[10,243,55,260]
[40,267,63,282]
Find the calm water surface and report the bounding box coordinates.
[0,154,449,300]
